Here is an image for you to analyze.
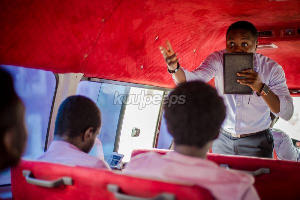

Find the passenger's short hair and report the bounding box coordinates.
[0,68,26,170]
[164,81,226,148]
[54,95,101,138]
[0,68,19,133]
[226,21,258,40]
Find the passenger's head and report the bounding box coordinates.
[226,21,258,53]
[54,95,101,153]
[164,81,226,149]
[0,68,27,171]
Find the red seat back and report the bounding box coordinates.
[131,149,300,200]
[11,160,214,200]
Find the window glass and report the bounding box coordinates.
[274,97,300,141]
[117,87,164,162]
[77,80,166,162]
[0,65,56,185]
[157,113,173,149]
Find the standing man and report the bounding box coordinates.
[160,21,293,158]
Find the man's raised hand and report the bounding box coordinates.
[159,40,178,70]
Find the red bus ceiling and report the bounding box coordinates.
[1,0,300,89]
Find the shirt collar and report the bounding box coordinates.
[48,140,81,152]
[163,151,218,168]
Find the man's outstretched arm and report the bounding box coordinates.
[159,40,186,84]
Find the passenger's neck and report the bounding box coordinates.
[174,142,212,159]
[54,135,81,149]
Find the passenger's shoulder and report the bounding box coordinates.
[123,152,164,173]
[95,159,111,170]
[131,152,164,161]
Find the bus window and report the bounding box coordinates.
[273,97,300,143]
[76,79,167,162]
[117,87,164,162]
[157,113,173,149]
[0,65,57,186]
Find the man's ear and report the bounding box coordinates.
[3,130,20,158]
[255,41,259,50]
[4,130,13,153]
[83,127,94,142]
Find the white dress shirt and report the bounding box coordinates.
[181,49,293,135]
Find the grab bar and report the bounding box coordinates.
[107,184,175,200]
[220,164,270,176]
[22,170,73,188]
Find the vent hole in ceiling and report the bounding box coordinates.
[258,30,274,38]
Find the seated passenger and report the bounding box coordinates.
[0,68,27,171]
[38,95,110,169]
[270,113,300,161]
[124,81,259,200]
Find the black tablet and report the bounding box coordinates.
[223,53,254,94]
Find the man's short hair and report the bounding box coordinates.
[0,68,19,133]
[54,95,101,138]
[164,81,226,148]
[226,21,258,40]
[0,68,26,170]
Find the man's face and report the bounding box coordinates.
[226,29,257,53]
[82,127,100,153]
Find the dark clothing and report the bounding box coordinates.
[212,129,274,158]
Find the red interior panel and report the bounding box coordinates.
[1,0,300,89]
[11,160,213,200]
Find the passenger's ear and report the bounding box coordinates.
[4,130,14,153]
[83,127,94,142]
[255,41,259,50]
[3,129,20,159]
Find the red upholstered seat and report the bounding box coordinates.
[131,149,300,200]
[11,160,214,200]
